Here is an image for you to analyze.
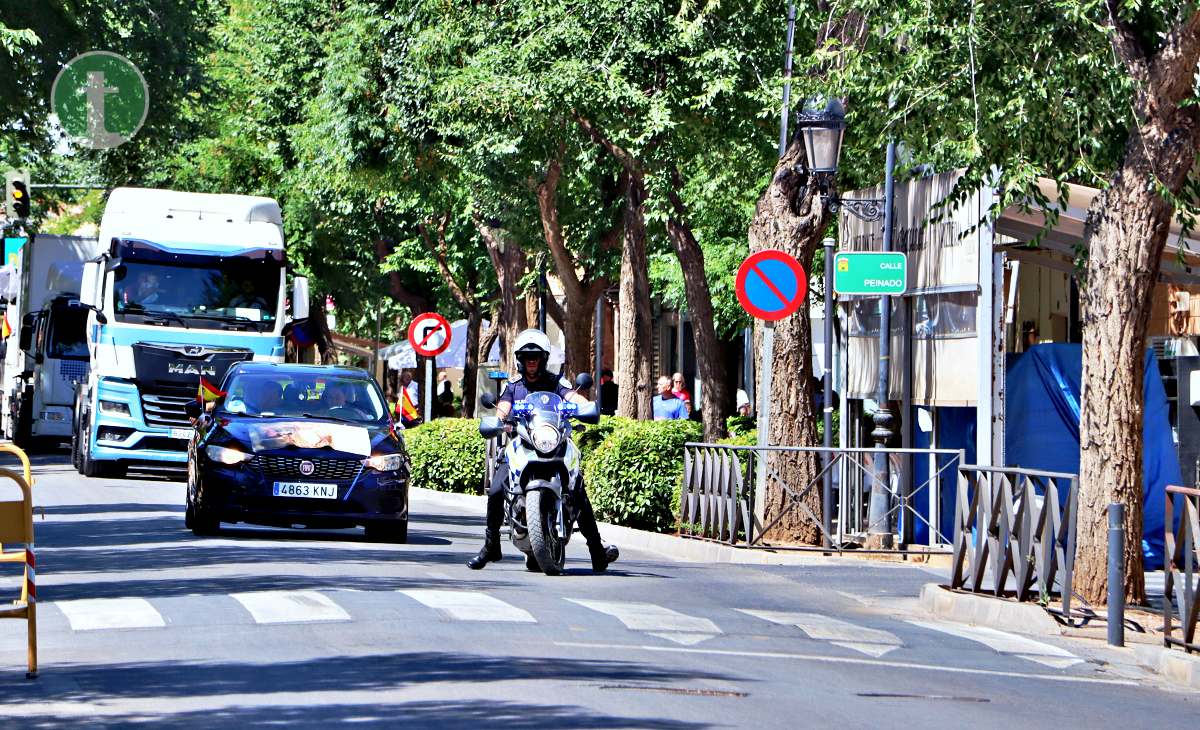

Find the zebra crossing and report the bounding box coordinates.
[33,587,1087,672]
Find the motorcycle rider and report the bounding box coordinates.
[468,328,620,572]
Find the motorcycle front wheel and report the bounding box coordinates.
[526,489,565,575]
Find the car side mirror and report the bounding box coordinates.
[184,400,203,420]
[574,373,593,391]
[574,401,601,425]
[479,415,503,439]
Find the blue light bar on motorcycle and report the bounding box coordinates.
[557,402,578,415]
[513,402,534,416]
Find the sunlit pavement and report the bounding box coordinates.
[0,454,1195,728]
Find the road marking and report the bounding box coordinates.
[56,597,165,631]
[907,620,1083,669]
[739,609,903,657]
[553,642,1132,686]
[231,590,351,624]
[568,599,721,645]
[399,590,535,622]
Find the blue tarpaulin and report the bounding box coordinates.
[1005,344,1181,564]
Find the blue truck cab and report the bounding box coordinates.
[73,188,309,477]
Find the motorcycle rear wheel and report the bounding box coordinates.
[526,489,565,575]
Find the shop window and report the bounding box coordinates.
[913,292,977,339]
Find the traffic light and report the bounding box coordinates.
[4,169,30,219]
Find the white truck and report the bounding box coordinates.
[1,235,106,449]
[73,188,308,477]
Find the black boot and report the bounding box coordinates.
[589,541,619,572]
[525,552,540,572]
[467,530,502,570]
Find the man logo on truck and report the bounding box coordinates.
[168,362,218,377]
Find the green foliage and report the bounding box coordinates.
[574,416,635,459]
[403,418,486,495]
[584,418,702,533]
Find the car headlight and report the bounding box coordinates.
[364,453,403,472]
[205,445,252,465]
[99,400,130,417]
[531,424,561,453]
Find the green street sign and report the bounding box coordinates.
[833,251,908,295]
[51,51,149,150]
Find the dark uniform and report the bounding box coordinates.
[481,370,609,568]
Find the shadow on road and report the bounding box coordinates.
[0,652,727,728]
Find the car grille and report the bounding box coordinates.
[140,392,194,428]
[250,455,363,481]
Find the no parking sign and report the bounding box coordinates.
[735,249,808,321]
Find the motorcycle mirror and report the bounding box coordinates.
[574,372,593,391]
[479,392,497,409]
[478,415,503,438]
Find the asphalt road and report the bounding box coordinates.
[0,453,1196,728]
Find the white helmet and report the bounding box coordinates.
[513,328,552,368]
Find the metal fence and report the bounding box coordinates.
[678,443,964,550]
[1164,485,1200,652]
[949,465,1079,619]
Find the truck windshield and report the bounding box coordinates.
[114,260,280,330]
[49,306,89,359]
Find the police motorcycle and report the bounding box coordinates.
[478,373,599,575]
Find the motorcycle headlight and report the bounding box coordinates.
[364,453,403,472]
[205,444,252,465]
[531,423,561,454]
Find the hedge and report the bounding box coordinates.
[583,419,702,533]
[403,418,486,494]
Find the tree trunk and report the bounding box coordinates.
[616,173,654,419]
[534,157,612,379]
[461,306,483,418]
[747,140,829,545]
[666,168,729,441]
[1075,7,1200,605]
[476,218,528,367]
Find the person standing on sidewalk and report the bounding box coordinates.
[653,376,688,420]
[671,372,692,415]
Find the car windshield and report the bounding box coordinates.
[218,372,387,423]
[113,259,280,329]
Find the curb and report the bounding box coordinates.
[1134,644,1200,689]
[918,583,1063,636]
[411,486,944,569]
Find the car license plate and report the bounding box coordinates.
[273,482,338,499]
[170,427,193,440]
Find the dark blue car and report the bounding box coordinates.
[185,362,410,542]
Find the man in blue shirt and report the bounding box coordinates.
[652,375,688,420]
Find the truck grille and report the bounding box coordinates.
[250,455,363,482]
[60,360,89,384]
[140,393,195,428]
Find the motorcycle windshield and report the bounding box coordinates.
[522,391,565,429]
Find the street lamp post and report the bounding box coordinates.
[795,98,896,549]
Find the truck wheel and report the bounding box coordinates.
[526,489,565,576]
[13,395,32,450]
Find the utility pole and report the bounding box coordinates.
[866,141,898,549]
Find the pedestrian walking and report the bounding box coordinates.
[652,375,688,420]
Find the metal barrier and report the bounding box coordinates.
[1163,485,1200,652]
[679,443,964,550]
[0,443,36,678]
[950,465,1078,619]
